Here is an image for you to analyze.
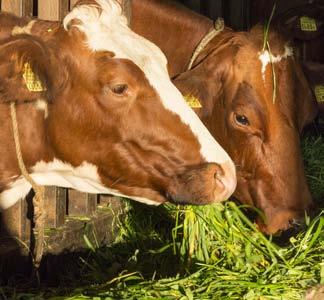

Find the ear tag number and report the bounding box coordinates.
[300,16,317,32]
[23,62,46,92]
[184,95,202,108]
[315,85,324,103]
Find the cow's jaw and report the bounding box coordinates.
[0,159,160,210]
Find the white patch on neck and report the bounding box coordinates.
[62,0,232,164]
[0,159,160,210]
[259,45,293,81]
[35,98,48,118]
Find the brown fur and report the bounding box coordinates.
[0,11,231,208]
[131,0,319,233]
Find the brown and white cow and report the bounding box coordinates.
[131,0,318,233]
[0,0,237,211]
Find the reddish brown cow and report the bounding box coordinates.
[131,0,318,233]
[0,0,237,211]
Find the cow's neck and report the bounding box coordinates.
[131,0,213,77]
[13,103,54,170]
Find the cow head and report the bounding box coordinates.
[174,25,318,234]
[0,0,236,210]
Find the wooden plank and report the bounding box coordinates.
[0,197,30,241]
[1,0,33,17]
[0,202,124,265]
[44,187,67,228]
[23,0,34,17]
[38,0,59,20]
[1,0,23,16]
[68,190,97,216]
[99,195,120,209]
[60,0,70,19]
[99,194,115,205]
[38,0,69,21]
[69,0,131,23]
[70,0,79,10]
[47,204,123,254]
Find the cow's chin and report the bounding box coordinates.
[114,185,168,206]
[233,180,307,235]
[115,163,232,207]
[256,209,306,235]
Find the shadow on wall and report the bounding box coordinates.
[175,0,250,30]
[0,201,181,292]
[0,192,123,286]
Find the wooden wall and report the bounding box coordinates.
[0,0,79,18]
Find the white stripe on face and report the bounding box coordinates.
[63,0,232,164]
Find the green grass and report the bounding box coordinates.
[303,135,324,201]
[2,134,324,300]
[47,204,323,300]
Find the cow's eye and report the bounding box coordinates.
[234,113,250,126]
[111,84,128,95]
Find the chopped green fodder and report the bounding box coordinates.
[48,203,324,300]
[3,135,324,300]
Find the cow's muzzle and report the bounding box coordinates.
[256,206,313,235]
[166,161,236,205]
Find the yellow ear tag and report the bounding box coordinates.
[315,85,324,103]
[300,16,317,32]
[22,62,46,92]
[184,94,202,108]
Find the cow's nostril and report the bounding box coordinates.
[213,164,225,181]
[212,160,237,202]
[289,218,304,229]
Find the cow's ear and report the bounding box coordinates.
[173,68,217,116]
[0,35,55,103]
[173,48,234,117]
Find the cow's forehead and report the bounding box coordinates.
[64,0,168,76]
[63,0,232,164]
[258,45,294,81]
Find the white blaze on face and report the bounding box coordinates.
[259,45,293,81]
[63,0,231,165]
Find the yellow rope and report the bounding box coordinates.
[187,18,225,71]
[10,102,45,269]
